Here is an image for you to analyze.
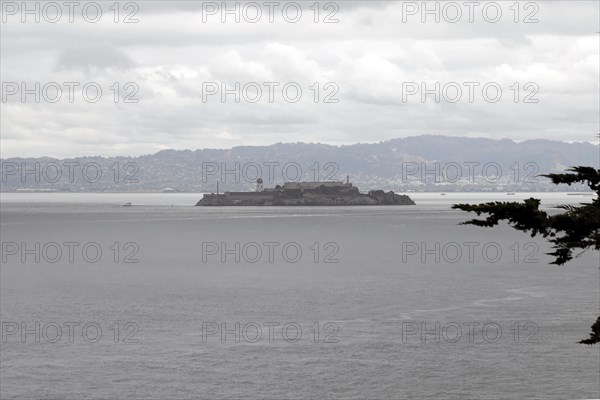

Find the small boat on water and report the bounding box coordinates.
[507,192,516,195]
[440,193,446,196]
[123,202,132,207]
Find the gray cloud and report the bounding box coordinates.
[1,1,598,158]
[55,42,135,72]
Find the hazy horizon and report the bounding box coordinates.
[2,134,599,160]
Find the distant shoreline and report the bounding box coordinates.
[1,190,595,194]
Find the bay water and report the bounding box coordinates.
[1,192,598,399]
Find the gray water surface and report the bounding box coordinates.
[1,193,598,399]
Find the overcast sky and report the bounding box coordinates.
[1,1,598,158]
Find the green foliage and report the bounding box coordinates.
[579,316,600,345]
[452,167,600,344]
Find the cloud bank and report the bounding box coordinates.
[1,1,598,157]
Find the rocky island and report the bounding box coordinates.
[196,178,415,206]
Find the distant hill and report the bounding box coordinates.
[1,135,598,192]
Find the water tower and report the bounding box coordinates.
[256,178,263,192]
